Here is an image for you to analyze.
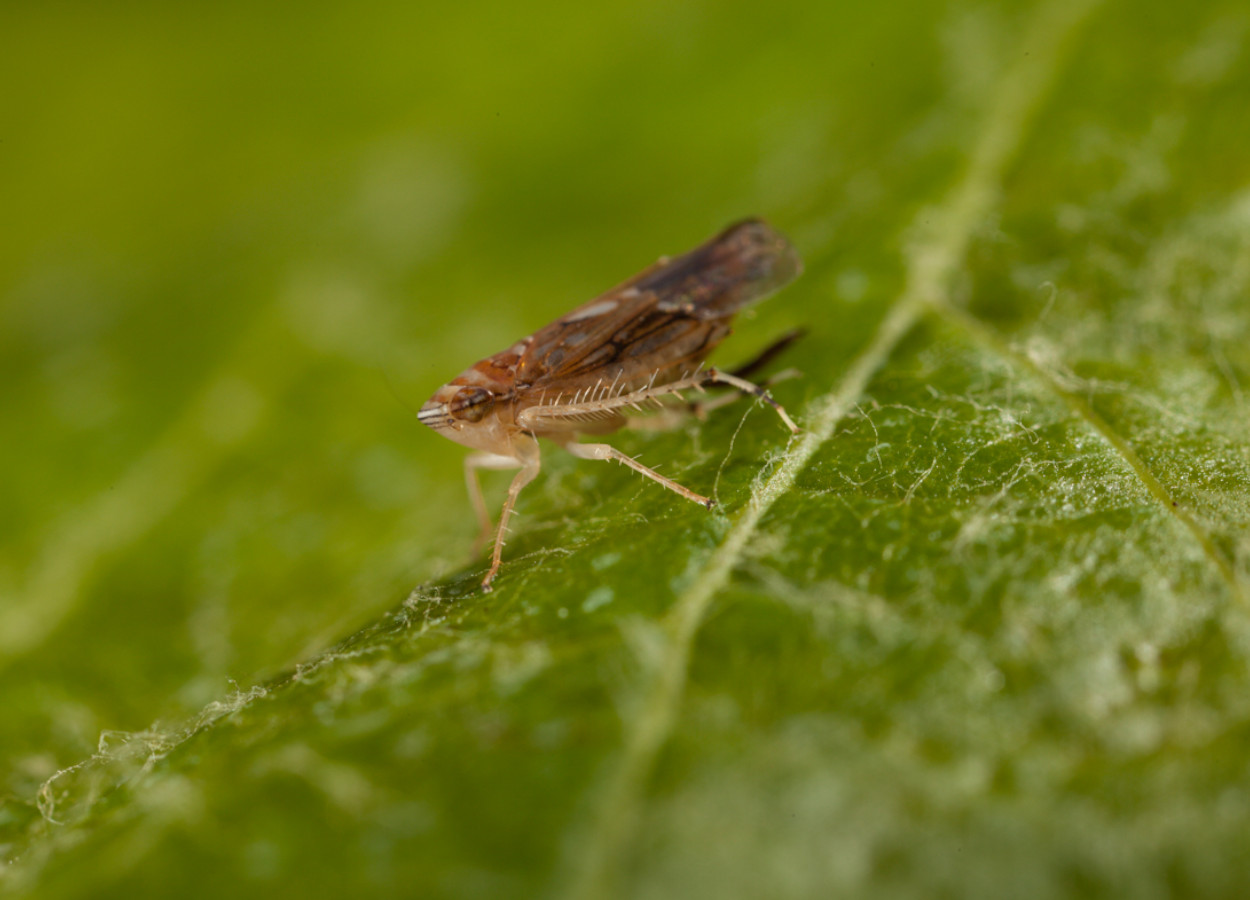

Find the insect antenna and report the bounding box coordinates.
[377,363,420,417]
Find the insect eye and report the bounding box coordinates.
[450,387,495,423]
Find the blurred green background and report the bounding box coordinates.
[4,0,1250,897]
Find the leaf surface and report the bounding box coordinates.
[3,1,1250,897]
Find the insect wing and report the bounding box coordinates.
[641,218,802,320]
[514,219,800,392]
[515,288,717,392]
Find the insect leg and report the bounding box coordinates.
[625,341,806,426]
[562,441,714,509]
[482,440,541,592]
[687,366,800,419]
[702,368,801,434]
[693,327,804,415]
[464,452,523,555]
[517,373,709,430]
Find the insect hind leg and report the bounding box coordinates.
[517,366,800,435]
[701,368,801,434]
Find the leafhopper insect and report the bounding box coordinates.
[419,219,803,591]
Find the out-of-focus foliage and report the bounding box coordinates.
[3,0,1250,897]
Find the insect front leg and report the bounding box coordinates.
[482,437,542,592]
[464,452,524,555]
[559,439,714,509]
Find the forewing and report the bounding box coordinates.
[514,219,800,391]
[638,218,802,320]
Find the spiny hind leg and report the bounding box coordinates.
[518,366,800,435]
[623,368,801,428]
[701,368,800,434]
[694,331,804,419]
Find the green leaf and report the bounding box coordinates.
[3,0,1250,897]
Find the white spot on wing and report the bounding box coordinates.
[563,299,619,323]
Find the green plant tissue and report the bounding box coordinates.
[2,0,1249,897]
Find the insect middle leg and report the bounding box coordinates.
[558,438,714,509]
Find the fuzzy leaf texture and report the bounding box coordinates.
[2,0,1249,898]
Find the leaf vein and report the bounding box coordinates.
[931,299,1248,606]
[559,0,1108,894]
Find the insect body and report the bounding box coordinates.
[419,219,803,591]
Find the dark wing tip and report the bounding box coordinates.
[720,218,803,279]
[616,218,805,321]
[710,218,803,308]
[644,219,804,318]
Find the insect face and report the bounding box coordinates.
[448,386,496,422]
[418,385,495,423]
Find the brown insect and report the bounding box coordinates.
[419,219,803,591]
